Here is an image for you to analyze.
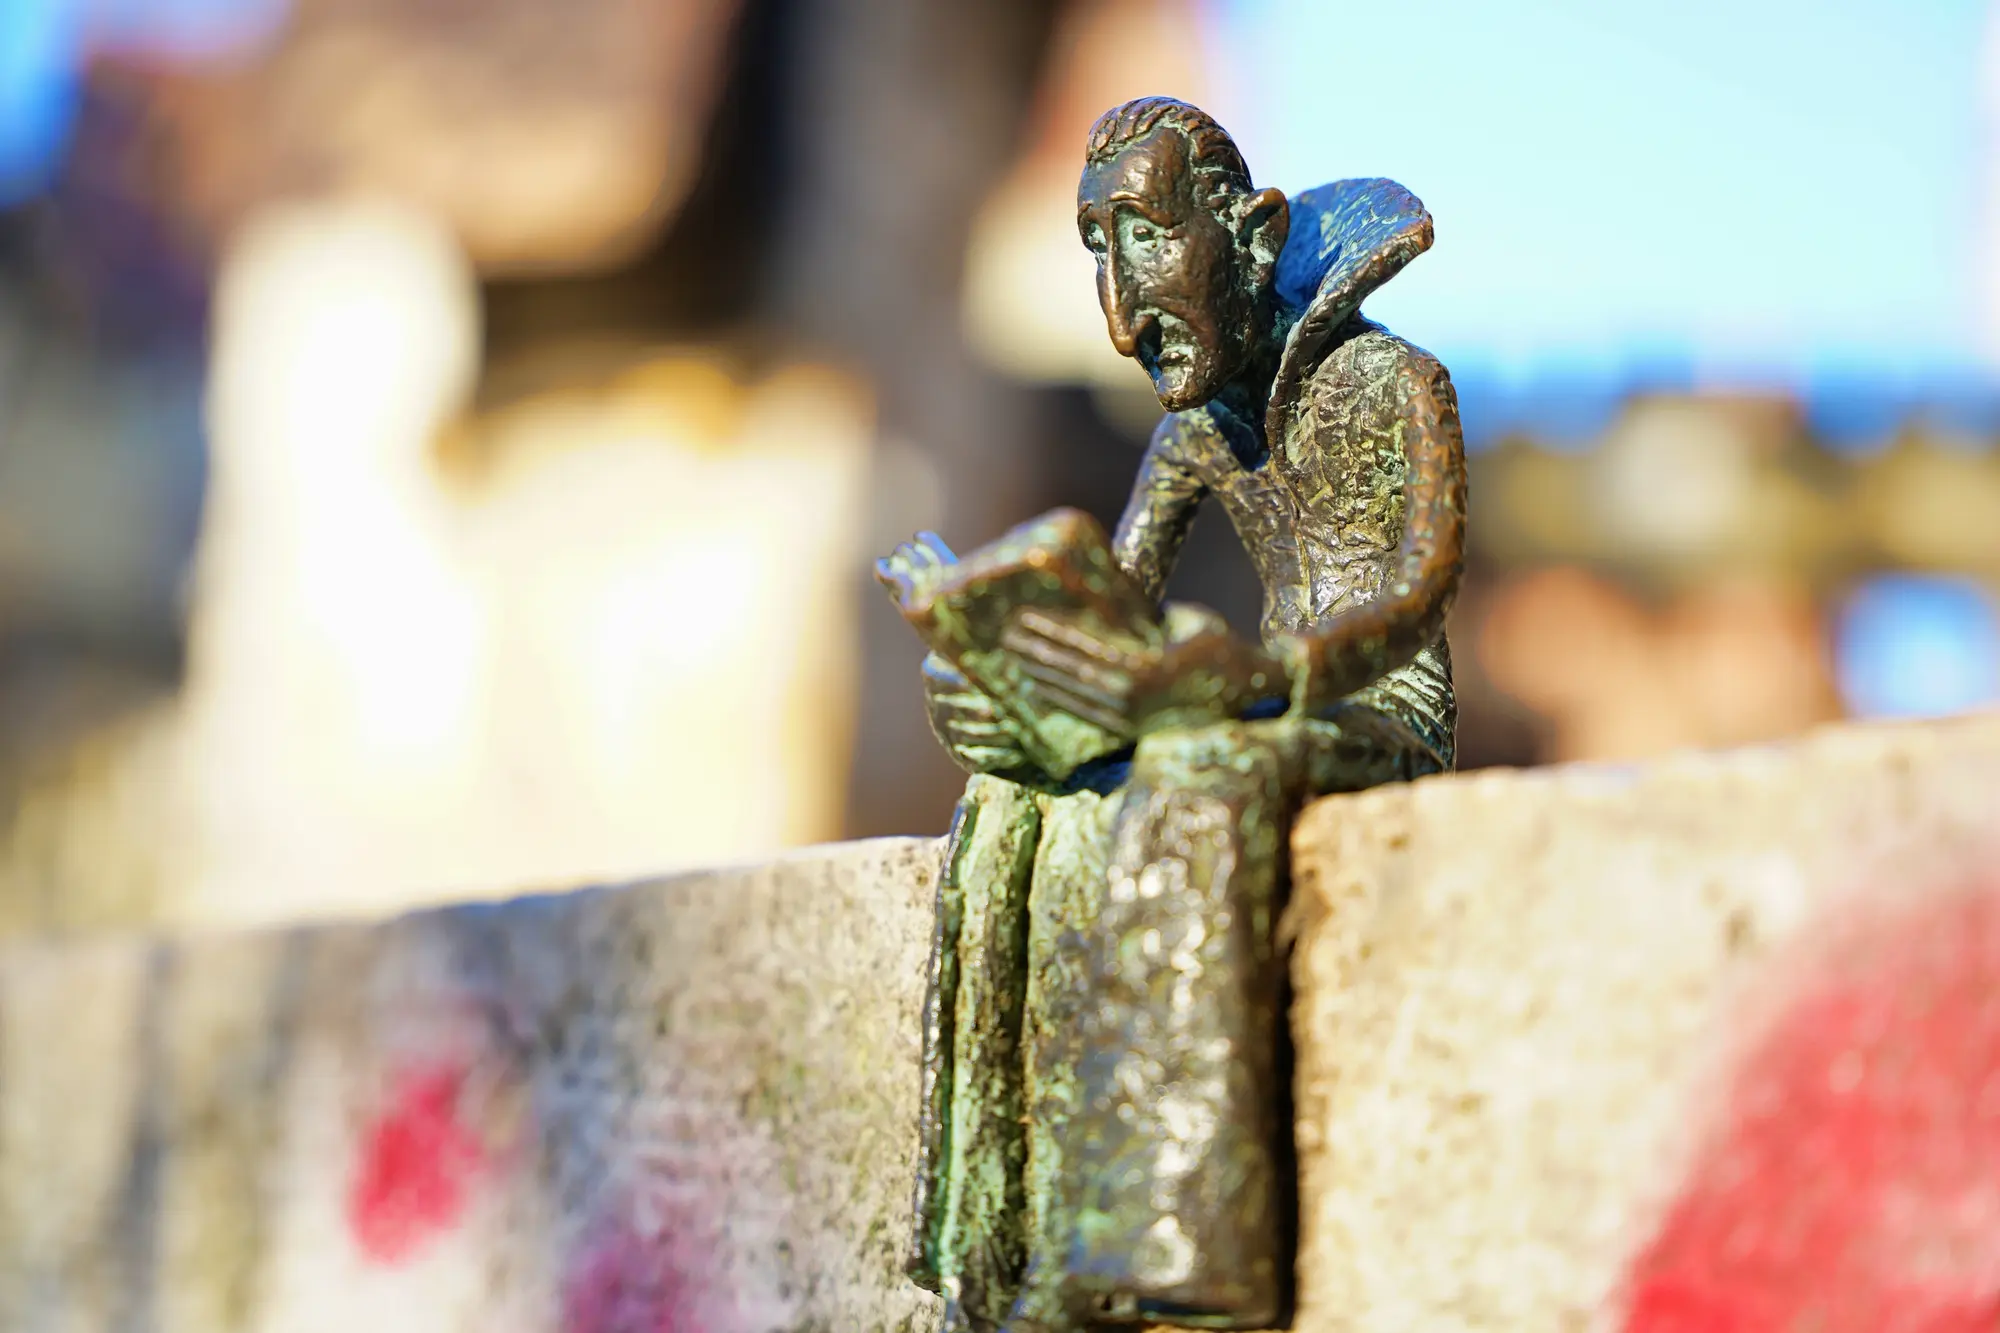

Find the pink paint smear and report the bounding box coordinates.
[1623,882,2000,1333]
[347,1062,487,1264]
[563,1220,713,1333]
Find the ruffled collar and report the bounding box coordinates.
[1265,178,1433,447]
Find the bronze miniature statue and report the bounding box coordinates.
[877,97,1466,1331]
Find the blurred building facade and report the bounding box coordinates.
[0,0,1994,932]
[0,0,1051,929]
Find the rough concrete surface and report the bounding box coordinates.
[1289,711,2000,1332]
[0,837,945,1333]
[3,716,2000,1332]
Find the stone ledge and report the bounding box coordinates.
[2,714,1999,1330]
[1289,711,2000,1330]
[0,837,944,1333]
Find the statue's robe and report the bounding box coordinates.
[910,178,1465,1331]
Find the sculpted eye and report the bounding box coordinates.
[1082,222,1107,252]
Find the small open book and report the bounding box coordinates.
[874,508,1164,783]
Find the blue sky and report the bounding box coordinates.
[6,0,1990,404]
[0,0,78,202]
[1211,0,1992,396]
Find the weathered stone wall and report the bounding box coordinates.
[1290,713,2000,1331]
[0,839,943,1333]
[2,713,1999,1331]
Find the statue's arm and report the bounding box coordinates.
[1111,416,1208,605]
[1280,352,1467,715]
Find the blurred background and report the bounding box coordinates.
[0,0,1995,932]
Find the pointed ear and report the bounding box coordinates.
[1234,185,1289,285]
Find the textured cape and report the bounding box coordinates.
[1170,176,1461,773]
[1285,179,1459,773]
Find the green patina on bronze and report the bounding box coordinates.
[877,98,1467,1331]
[909,775,1042,1315]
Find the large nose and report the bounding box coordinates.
[1100,252,1153,359]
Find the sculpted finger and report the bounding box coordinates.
[1001,622,1134,705]
[874,552,920,602]
[1010,608,1132,666]
[920,652,971,691]
[912,531,958,566]
[950,743,1036,774]
[925,676,1006,726]
[1159,600,1232,644]
[1016,673,1132,737]
[936,711,1016,747]
[875,533,958,602]
[1011,659,1130,723]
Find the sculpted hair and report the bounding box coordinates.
[1083,97,1252,196]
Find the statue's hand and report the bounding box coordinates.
[920,652,1041,779]
[873,532,957,609]
[1002,602,1287,736]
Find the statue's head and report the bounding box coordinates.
[1078,98,1289,412]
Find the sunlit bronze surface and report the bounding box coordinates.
[878,98,1467,1331]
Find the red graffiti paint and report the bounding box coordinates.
[1622,883,2000,1333]
[562,1222,706,1333]
[347,1062,486,1263]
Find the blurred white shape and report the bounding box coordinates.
[194,194,491,918]
[177,195,873,928]
[1836,573,2000,719]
